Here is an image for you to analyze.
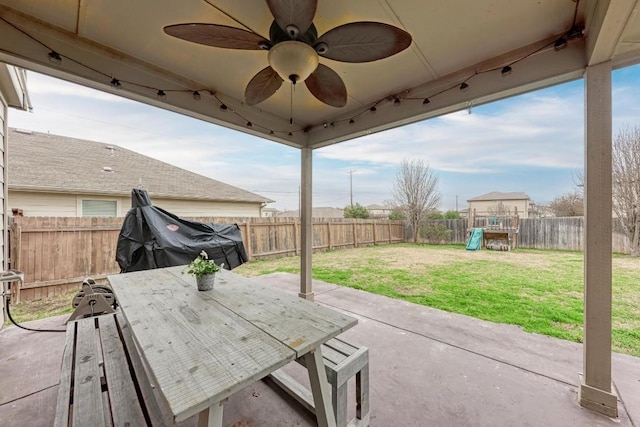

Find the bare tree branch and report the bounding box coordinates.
[392,159,441,243]
[612,125,640,256]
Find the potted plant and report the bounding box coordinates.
[187,250,221,291]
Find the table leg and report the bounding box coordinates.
[197,401,224,427]
[303,348,337,427]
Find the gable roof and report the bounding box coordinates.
[7,128,272,204]
[467,192,530,202]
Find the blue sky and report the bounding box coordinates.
[8,64,640,212]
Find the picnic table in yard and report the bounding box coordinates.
[108,266,357,427]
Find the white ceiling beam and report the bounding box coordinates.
[585,0,638,66]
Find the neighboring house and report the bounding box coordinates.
[262,207,280,218]
[277,207,345,218]
[7,128,273,217]
[366,204,392,218]
[467,191,531,218]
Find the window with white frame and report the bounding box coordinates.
[81,199,117,217]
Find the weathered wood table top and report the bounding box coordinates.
[108,266,357,424]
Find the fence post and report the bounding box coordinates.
[293,219,299,255]
[327,222,332,250]
[372,221,377,245]
[9,220,21,303]
[388,222,392,243]
[353,220,358,248]
[244,221,252,261]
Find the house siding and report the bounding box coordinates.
[151,198,262,218]
[9,191,262,218]
[0,92,6,322]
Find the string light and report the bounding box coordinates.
[47,51,61,64]
[0,1,582,139]
[554,37,568,51]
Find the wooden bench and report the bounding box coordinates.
[54,313,168,426]
[269,337,370,427]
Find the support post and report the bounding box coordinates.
[579,60,617,418]
[299,147,313,301]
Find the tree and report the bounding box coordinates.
[612,125,640,256]
[344,203,370,219]
[392,159,441,243]
[548,192,583,217]
[443,210,461,219]
[388,208,405,220]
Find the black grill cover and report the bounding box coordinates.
[116,189,248,273]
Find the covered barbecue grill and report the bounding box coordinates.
[116,189,248,273]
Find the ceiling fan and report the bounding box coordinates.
[164,0,412,108]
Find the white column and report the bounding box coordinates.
[299,147,313,300]
[579,60,617,418]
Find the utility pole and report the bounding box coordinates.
[347,169,357,207]
[456,195,459,212]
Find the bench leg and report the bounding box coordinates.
[198,401,224,427]
[333,381,348,427]
[304,349,337,427]
[356,365,370,425]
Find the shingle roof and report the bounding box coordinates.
[467,191,530,202]
[7,128,272,204]
[366,204,388,210]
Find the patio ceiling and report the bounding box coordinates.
[0,0,638,150]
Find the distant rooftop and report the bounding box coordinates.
[277,207,345,218]
[467,192,530,202]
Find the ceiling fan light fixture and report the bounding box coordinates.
[268,41,319,83]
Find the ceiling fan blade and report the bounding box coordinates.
[164,24,268,50]
[305,64,347,108]
[267,0,317,36]
[316,22,412,63]
[245,66,284,105]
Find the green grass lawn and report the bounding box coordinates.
[236,244,640,357]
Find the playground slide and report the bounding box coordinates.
[466,228,483,251]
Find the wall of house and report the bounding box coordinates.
[468,199,530,218]
[8,191,262,218]
[151,198,262,218]
[0,89,6,322]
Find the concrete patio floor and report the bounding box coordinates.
[1,272,638,426]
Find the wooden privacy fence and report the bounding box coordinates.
[518,217,631,253]
[427,216,631,253]
[9,216,405,301]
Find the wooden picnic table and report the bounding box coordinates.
[108,266,357,427]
